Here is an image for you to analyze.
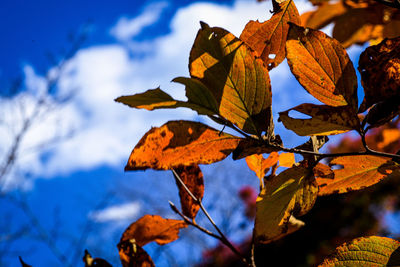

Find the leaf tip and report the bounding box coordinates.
[200,21,210,30]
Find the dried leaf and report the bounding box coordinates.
[316,155,400,195]
[240,0,300,70]
[232,137,281,160]
[286,23,358,108]
[189,22,272,135]
[83,250,112,267]
[246,152,279,187]
[255,166,318,244]
[320,236,400,266]
[358,36,400,113]
[278,104,360,136]
[174,165,204,219]
[120,215,187,247]
[118,240,155,267]
[125,121,241,170]
[279,152,295,167]
[302,1,347,29]
[365,97,400,128]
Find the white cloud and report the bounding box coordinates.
[89,201,140,222]
[110,2,169,41]
[0,0,317,189]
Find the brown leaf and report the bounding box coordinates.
[240,0,300,70]
[278,104,360,136]
[118,240,155,267]
[286,23,358,108]
[255,166,318,244]
[232,137,281,160]
[316,155,400,195]
[358,36,400,113]
[174,165,204,219]
[246,152,279,187]
[301,2,347,29]
[189,22,273,135]
[125,121,241,171]
[83,250,112,267]
[120,215,187,247]
[365,97,400,128]
[320,236,400,266]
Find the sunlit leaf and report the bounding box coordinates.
[246,152,279,186]
[358,36,400,113]
[189,22,272,135]
[279,104,359,136]
[286,23,358,108]
[377,128,400,150]
[125,120,241,170]
[118,240,155,267]
[174,165,204,219]
[279,152,295,167]
[301,1,347,30]
[320,236,400,266]
[255,166,318,244]
[119,215,187,247]
[240,0,300,70]
[316,155,400,195]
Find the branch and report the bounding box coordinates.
[373,0,400,9]
[171,169,253,267]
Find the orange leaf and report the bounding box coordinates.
[246,152,279,179]
[358,36,400,113]
[174,165,204,219]
[301,1,347,30]
[117,241,155,267]
[125,121,241,170]
[316,155,400,195]
[120,215,187,247]
[279,104,360,136]
[377,129,400,150]
[189,22,272,135]
[279,152,295,167]
[286,23,358,108]
[320,236,400,266]
[240,0,300,70]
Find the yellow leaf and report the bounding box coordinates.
[279,152,295,167]
[189,22,272,136]
[125,121,241,170]
[279,104,360,136]
[246,152,279,187]
[255,166,318,244]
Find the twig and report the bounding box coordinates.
[373,0,400,9]
[171,169,252,267]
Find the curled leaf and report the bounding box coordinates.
[118,240,155,267]
[240,0,300,70]
[173,165,204,219]
[279,104,360,136]
[286,23,358,108]
[320,236,400,266]
[316,155,400,196]
[255,166,318,244]
[125,121,241,170]
[119,215,187,247]
[189,22,273,135]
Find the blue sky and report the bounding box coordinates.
[0,0,373,266]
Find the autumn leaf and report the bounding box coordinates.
[232,137,281,160]
[173,165,204,219]
[358,36,400,113]
[125,121,241,171]
[316,155,400,196]
[240,0,300,70]
[119,215,187,247]
[301,1,347,30]
[320,236,400,266]
[377,128,400,150]
[246,152,279,187]
[278,104,360,136]
[118,240,155,267]
[254,166,318,244]
[279,152,295,167]
[83,250,112,267]
[189,22,272,136]
[286,23,358,108]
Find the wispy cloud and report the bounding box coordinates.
[89,201,140,222]
[110,2,169,41]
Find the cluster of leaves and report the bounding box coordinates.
[84,0,400,266]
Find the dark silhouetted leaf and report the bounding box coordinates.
[118,241,155,267]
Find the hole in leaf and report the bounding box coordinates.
[288,110,312,119]
[268,54,276,59]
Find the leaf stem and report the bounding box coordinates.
[171,169,252,267]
